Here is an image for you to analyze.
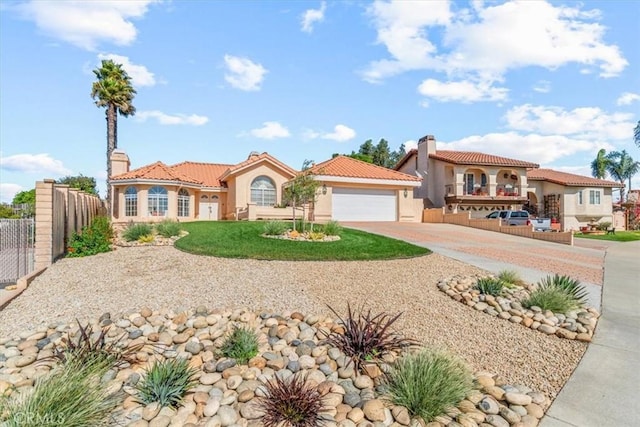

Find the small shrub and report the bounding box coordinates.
[597,221,612,231]
[122,223,153,242]
[258,373,326,427]
[323,304,417,372]
[496,270,525,288]
[137,234,155,243]
[67,216,113,257]
[322,220,342,236]
[264,220,288,236]
[0,356,120,426]
[156,220,182,238]
[383,348,473,423]
[52,320,139,369]
[220,326,259,364]
[135,358,197,408]
[522,274,588,313]
[474,277,504,296]
[308,232,326,241]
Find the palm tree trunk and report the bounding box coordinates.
[106,104,118,216]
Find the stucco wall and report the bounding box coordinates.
[226,163,293,215]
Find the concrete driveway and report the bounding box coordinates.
[345,222,610,309]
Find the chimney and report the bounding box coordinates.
[110,150,130,177]
[416,135,436,201]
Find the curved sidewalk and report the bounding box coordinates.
[540,240,640,427]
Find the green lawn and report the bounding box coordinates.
[575,230,640,242]
[175,221,431,260]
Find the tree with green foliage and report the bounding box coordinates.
[91,59,136,214]
[606,150,640,202]
[373,138,391,168]
[591,149,610,179]
[284,160,320,231]
[333,138,406,168]
[0,204,19,219]
[634,120,640,149]
[56,175,98,195]
[12,189,35,206]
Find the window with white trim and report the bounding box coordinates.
[577,190,583,205]
[148,186,168,216]
[124,186,137,217]
[251,176,276,206]
[589,190,601,205]
[178,189,189,217]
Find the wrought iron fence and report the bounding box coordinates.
[0,218,35,285]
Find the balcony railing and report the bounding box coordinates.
[444,184,524,198]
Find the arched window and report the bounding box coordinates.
[250,176,276,206]
[148,186,168,216]
[178,189,189,217]
[124,186,137,217]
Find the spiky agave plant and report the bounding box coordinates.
[323,303,417,372]
[258,374,327,427]
[474,277,505,296]
[220,325,260,364]
[135,358,198,408]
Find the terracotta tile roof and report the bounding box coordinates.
[222,152,297,179]
[527,168,622,187]
[308,156,421,181]
[429,151,539,168]
[171,162,232,187]
[111,161,202,184]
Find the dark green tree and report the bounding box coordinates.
[91,59,136,214]
[56,175,98,195]
[606,150,640,202]
[390,143,407,167]
[634,120,640,149]
[372,138,391,168]
[590,149,610,179]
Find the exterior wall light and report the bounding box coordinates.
[322,184,327,195]
[403,188,408,198]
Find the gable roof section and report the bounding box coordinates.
[429,151,539,168]
[308,155,421,182]
[394,149,418,170]
[171,161,232,187]
[111,161,202,184]
[219,152,298,181]
[527,168,622,188]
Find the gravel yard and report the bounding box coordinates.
[0,246,585,398]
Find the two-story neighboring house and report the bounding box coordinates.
[395,135,539,217]
[526,169,622,231]
[395,134,622,231]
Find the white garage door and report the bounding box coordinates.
[332,188,397,221]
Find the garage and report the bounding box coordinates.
[332,187,397,221]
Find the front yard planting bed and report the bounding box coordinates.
[176,221,431,260]
[0,307,550,427]
[574,230,640,242]
[438,275,599,341]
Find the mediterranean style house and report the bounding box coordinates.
[109,150,422,224]
[109,134,621,231]
[395,135,622,231]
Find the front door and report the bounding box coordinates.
[198,195,219,220]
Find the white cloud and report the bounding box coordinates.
[439,132,613,165]
[136,111,209,126]
[403,140,418,151]
[224,55,267,91]
[97,53,157,87]
[249,122,290,139]
[533,80,551,93]
[0,153,72,176]
[418,78,508,103]
[322,125,356,142]
[302,129,321,140]
[17,0,159,51]
[616,92,640,106]
[0,183,23,204]
[504,104,634,141]
[301,2,327,33]
[363,0,627,95]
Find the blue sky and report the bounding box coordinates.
[1,0,639,202]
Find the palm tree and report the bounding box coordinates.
[590,148,609,179]
[606,150,640,202]
[91,60,136,214]
[634,120,640,149]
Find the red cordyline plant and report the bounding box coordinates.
[323,303,417,372]
[258,373,327,427]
